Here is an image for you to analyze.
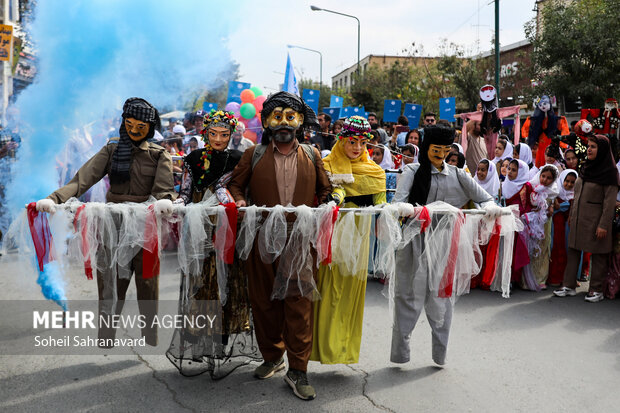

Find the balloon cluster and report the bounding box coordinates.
[224,86,265,143]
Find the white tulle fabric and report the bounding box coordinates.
[6,199,525,304]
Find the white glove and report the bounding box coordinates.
[36,199,56,213]
[483,203,502,219]
[154,199,173,216]
[394,202,416,218]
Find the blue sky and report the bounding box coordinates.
[228,0,536,92]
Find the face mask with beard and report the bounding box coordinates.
[264,106,304,143]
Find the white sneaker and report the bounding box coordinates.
[584,292,604,303]
[553,287,577,297]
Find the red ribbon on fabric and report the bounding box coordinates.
[438,213,465,298]
[26,203,53,271]
[142,204,160,279]
[73,205,93,280]
[480,220,502,288]
[321,205,340,265]
[221,202,238,264]
[419,206,431,233]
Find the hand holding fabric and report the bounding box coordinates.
[483,203,502,219]
[35,199,56,213]
[154,199,173,216]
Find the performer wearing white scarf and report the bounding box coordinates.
[501,159,531,200]
[514,143,538,180]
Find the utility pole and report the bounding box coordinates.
[495,0,500,98]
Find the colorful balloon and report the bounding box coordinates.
[250,86,263,97]
[224,101,240,112]
[240,89,255,103]
[240,102,257,119]
[244,130,257,143]
[253,95,266,112]
[247,116,262,132]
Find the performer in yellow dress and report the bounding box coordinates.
[310,116,386,364]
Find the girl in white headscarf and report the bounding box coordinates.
[549,169,578,286]
[474,158,500,200]
[492,138,513,165]
[514,143,538,180]
[525,164,560,289]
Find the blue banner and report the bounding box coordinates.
[439,97,456,120]
[202,102,218,112]
[383,99,402,123]
[323,107,341,121]
[302,89,320,115]
[330,95,343,108]
[226,81,251,104]
[283,53,299,96]
[403,103,423,128]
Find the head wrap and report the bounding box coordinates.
[557,169,578,201]
[474,158,500,198]
[452,143,464,154]
[322,132,385,197]
[492,140,513,164]
[375,144,395,170]
[408,126,455,205]
[337,116,373,141]
[516,143,534,167]
[260,91,319,144]
[202,109,238,135]
[501,159,531,200]
[580,134,620,187]
[530,164,560,199]
[111,97,160,184]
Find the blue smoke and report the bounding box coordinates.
[37,261,68,311]
[7,0,239,213]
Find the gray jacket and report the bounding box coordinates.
[394,162,493,208]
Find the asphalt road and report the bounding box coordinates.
[1,251,619,413]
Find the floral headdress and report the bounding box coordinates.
[201,109,238,136]
[336,115,373,141]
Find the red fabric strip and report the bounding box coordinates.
[322,205,340,265]
[480,220,501,288]
[26,203,52,271]
[419,206,431,233]
[222,202,238,264]
[438,214,465,298]
[73,205,93,280]
[142,205,160,279]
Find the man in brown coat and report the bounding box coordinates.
[35,97,176,346]
[228,91,331,401]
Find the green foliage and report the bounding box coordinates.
[436,41,485,111]
[298,78,333,111]
[525,0,620,107]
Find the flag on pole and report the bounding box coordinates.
[283,53,299,96]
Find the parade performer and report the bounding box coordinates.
[391,126,499,366]
[310,116,386,365]
[581,98,619,135]
[166,109,261,376]
[521,95,570,167]
[228,91,331,400]
[35,97,175,346]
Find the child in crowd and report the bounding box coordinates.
[498,158,512,183]
[474,159,500,200]
[525,165,560,289]
[564,148,579,171]
[372,144,396,202]
[492,138,513,165]
[513,143,538,179]
[544,144,565,173]
[446,152,467,170]
[548,169,578,286]
[502,159,535,285]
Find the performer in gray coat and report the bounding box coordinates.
[391,126,499,366]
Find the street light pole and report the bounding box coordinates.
[287,44,322,88]
[310,5,360,77]
[494,0,500,98]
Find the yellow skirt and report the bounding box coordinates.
[310,214,371,364]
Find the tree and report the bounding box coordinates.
[298,78,333,111]
[525,0,620,108]
[436,41,485,111]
